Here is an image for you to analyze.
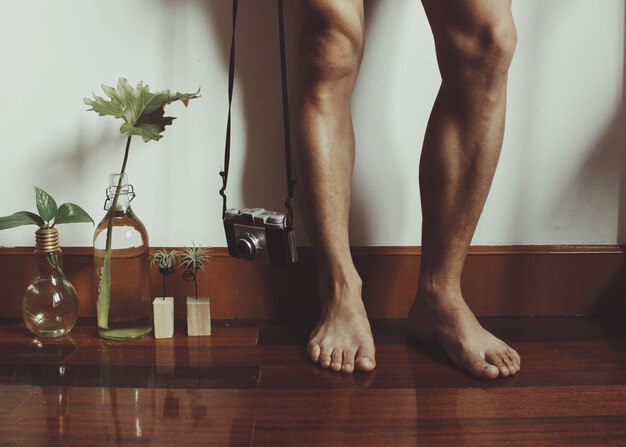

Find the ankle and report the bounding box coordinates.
[324,274,362,295]
[416,279,462,304]
[317,269,362,303]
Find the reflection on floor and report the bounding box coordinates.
[0,317,625,446]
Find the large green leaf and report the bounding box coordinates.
[34,187,58,224]
[54,203,94,226]
[84,78,200,142]
[0,211,44,230]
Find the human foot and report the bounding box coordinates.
[408,289,521,380]
[308,278,376,373]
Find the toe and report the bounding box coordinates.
[342,349,356,374]
[330,349,343,372]
[487,353,510,377]
[468,356,499,380]
[319,346,333,369]
[503,354,518,374]
[355,347,376,372]
[507,346,521,367]
[307,342,321,364]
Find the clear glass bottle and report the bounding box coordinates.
[22,227,79,337]
[94,173,152,340]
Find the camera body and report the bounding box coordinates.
[224,208,298,265]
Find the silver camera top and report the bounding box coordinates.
[224,208,287,229]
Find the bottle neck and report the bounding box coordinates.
[34,250,65,276]
[105,173,135,213]
[34,228,64,276]
[110,193,133,212]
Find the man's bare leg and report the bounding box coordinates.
[408,0,521,379]
[294,0,375,373]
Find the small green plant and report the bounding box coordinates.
[0,187,93,274]
[180,244,209,300]
[0,187,93,230]
[84,78,199,328]
[150,249,180,298]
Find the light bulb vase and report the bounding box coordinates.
[22,228,79,338]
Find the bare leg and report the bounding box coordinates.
[408,0,521,379]
[293,0,375,373]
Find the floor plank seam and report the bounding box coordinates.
[7,387,37,418]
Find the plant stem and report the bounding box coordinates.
[162,275,166,298]
[47,252,64,277]
[97,136,132,329]
[119,135,132,175]
[194,274,198,300]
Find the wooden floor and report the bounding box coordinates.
[0,317,625,446]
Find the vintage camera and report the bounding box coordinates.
[223,208,298,265]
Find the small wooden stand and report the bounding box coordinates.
[186,297,211,336]
[152,297,175,339]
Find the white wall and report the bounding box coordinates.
[0,0,623,248]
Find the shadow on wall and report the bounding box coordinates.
[509,1,564,242]
[347,0,379,249]
[200,1,318,317]
[201,1,287,214]
[187,1,405,317]
[615,11,626,245]
[555,9,626,314]
[593,11,626,314]
[157,0,288,235]
[350,0,409,249]
[198,0,400,246]
[35,127,114,193]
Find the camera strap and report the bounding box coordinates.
[220,0,296,229]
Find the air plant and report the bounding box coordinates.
[150,249,180,299]
[84,78,199,329]
[180,244,209,300]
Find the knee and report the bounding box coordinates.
[476,21,518,75]
[440,19,517,89]
[298,3,364,91]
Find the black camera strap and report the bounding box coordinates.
[220,0,296,229]
[218,0,238,220]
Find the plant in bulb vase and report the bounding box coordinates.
[0,187,93,337]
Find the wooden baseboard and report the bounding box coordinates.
[1,245,625,319]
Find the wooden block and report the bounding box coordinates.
[187,297,211,336]
[152,297,174,339]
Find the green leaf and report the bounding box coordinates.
[34,187,58,224]
[83,93,124,119]
[84,78,200,142]
[54,203,94,226]
[0,211,44,230]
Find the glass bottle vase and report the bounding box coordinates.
[22,228,79,338]
[93,173,152,340]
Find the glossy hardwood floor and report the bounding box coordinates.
[0,317,625,446]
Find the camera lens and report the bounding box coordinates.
[237,233,262,260]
